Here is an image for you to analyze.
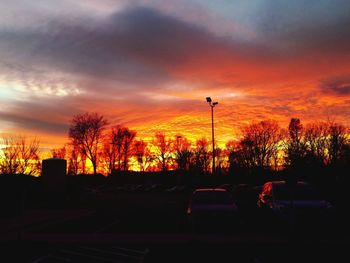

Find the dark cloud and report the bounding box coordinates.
[0,6,243,89]
[103,7,220,64]
[0,9,172,88]
[4,4,348,98]
[2,3,350,86]
[0,6,273,91]
[0,111,69,135]
[256,0,350,56]
[0,95,85,136]
[321,76,350,95]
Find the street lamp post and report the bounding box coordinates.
[206,97,218,175]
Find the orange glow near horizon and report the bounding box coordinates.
[2,82,350,154]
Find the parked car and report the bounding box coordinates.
[187,188,239,232]
[257,180,335,232]
[218,183,233,193]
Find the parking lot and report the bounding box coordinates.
[1,182,350,262]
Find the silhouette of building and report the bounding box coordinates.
[41,158,67,202]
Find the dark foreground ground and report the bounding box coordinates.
[1,182,350,263]
[1,237,349,263]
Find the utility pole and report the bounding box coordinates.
[206,97,218,175]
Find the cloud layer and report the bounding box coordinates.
[1,0,350,148]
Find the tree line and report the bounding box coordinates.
[0,136,41,175]
[228,118,350,182]
[1,113,349,178]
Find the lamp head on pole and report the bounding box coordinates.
[204,96,218,176]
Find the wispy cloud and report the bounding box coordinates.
[320,76,350,96]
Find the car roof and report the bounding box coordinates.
[264,181,309,186]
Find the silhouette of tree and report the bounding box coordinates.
[133,140,154,172]
[111,126,124,171]
[102,126,137,173]
[214,147,225,175]
[327,122,348,166]
[220,143,234,174]
[153,132,173,171]
[121,128,136,171]
[101,131,117,175]
[285,118,307,169]
[68,112,107,175]
[0,136,19,175]
[304,122,328,166]
[51,146,67,159]
[80,153,87,174]
[174,135,192,171]
[236,137,256,169]
[240,120,282,170]
[67,143,80,175]
[0,136,40,175]
[226,140,239,171]
[226,139,253,179]
[192,138,210,174]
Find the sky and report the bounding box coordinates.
[1,0,350,150]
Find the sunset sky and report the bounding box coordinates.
[1,0,350,150]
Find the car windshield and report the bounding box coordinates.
[273,184,321,201]
[192,191,233,205]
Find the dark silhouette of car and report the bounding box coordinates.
[187,188,239,232]
[218,183,233,193]
[257,180,335,233]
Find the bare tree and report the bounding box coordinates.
[121,128,136,171]
[236,137,257,169]
[51,146,67,159]
[113,126,125,171]
[226,139,251,173]
[0,136,20,175]
[304,122,328,165]
[0,136,41,175]
[101,137,115,175]
[133,140,154,172]
[102,127,120,175]
[174,135,192,171]
[152,132,173,172]
[226,140,238,171]
[67,143,80,175]
[102,126,137,173]
[240,120,282,169]
[284,118,307,168]
[68,112,107,175]
[192,138,211,174]
[303,121,349,167]
[214,147,225,174]
[327,122,348,166]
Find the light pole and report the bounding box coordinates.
[206,97,218,175]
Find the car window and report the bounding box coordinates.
[192,191,233,205]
